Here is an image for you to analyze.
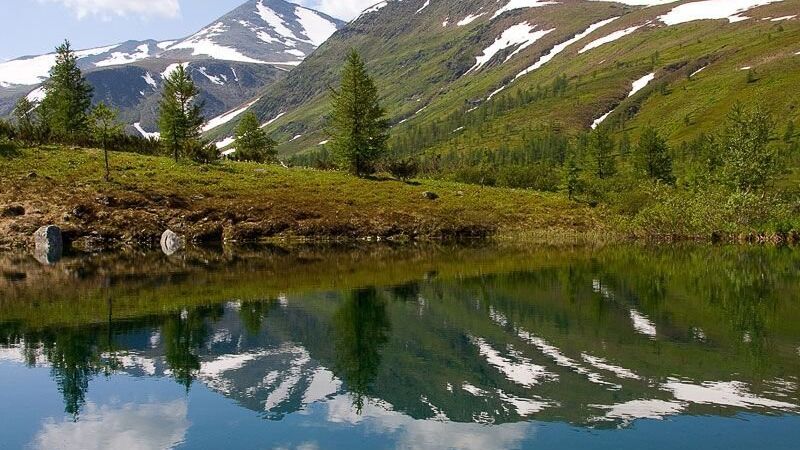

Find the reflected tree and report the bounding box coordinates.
[162,306,220,391]
[239,299,277,337]
[333,288,391,413]
[44,330,100,419]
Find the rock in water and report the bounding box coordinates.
[33,225,63,264]
[160,230,185,256]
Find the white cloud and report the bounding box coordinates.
[33,400,190,450]
[38,0,180,19]
[300,0,379,20]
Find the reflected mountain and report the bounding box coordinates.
[0,244,798,431]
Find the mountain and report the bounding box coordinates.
[205,0,800,157]
[0,0,344,136]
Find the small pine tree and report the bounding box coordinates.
[89,103,123,181]
[591,126,616,179]
[13,97,37,143]
[234,111,276,163]
[158,65,204,162]
[329,50,390,177]
[563,152,581,200]
[636,126,676,185]
[40,40,93,143]
[619,131,631,156]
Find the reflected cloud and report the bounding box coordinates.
[32,400,189,450]
[323,395,534,450]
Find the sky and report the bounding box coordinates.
[0,0,377,61]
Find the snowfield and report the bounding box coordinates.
[658,0,785,25]
[468,22,554,73]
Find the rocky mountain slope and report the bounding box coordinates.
[207,0,799,157]
[0,0,344,136]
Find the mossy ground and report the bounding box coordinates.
[0,146,609,250]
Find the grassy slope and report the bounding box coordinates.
[0,146,607,249]
[209,0,800,157]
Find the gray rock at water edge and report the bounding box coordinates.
[422,191,439,200]
[33,225,63,265]
[160,229,185,256]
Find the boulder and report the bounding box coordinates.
[33,225,63,264]
[160,229,185,256]
[422,191,439,200]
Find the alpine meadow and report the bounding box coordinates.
[1,1,799,449]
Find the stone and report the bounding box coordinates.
[160,229,185,256]
[33,225,63,265]
[1,205,25,217]
[422,191,439,200]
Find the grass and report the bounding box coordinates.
[0,146,609,249]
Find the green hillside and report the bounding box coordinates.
[207,0,800,157]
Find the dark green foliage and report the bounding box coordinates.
[717,105,777,192]
[185,140,219,164]
[591,127,617,179]
[0,119,14,142]
[234,112,276,163]
[563,152,581,200]
[12,98,37,143]
[39,40,93,143]
[158,65,204,162]
[385,157,419,182]
[88,103,123,181]
[329,50,390,177]
[636,126,675,185]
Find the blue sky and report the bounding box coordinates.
[0,0,374,61]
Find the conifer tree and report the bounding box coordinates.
[234,111,276,163]
[563,152,581,200]
[591,126,616,179]
[40,40,93,142]
[636,126,676,185]
[158,65,204,162]
[89,103,123,181]
[13,97,37,143]
[329,50,389,177]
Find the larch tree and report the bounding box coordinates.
[234,111,276,163]
[40,40,93,143]
[328,50,390,177]
[89,103,123,181]
[158,65,204,162]
[636,126,676,185]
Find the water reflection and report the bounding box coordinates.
[0,244,799,448]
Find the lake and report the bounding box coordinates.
[1,244,799,449]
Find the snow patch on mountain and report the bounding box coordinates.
[516,17,619,80]
[203,97,262,132]
[629,72,656,96]
[95,44,151,67]
[580,24,647,54]
[0,44,118,86]
[294,6,339,46]
[659,0,784,25]
[493,0,557,19]
[169,23,268,64]
[468,23,554,73]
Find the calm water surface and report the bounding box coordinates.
[1,244,799,449]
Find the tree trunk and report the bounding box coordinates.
[103,137,110,182]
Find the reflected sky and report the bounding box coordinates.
[1,244,799,449]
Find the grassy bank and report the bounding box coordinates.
[0,146,608,250]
